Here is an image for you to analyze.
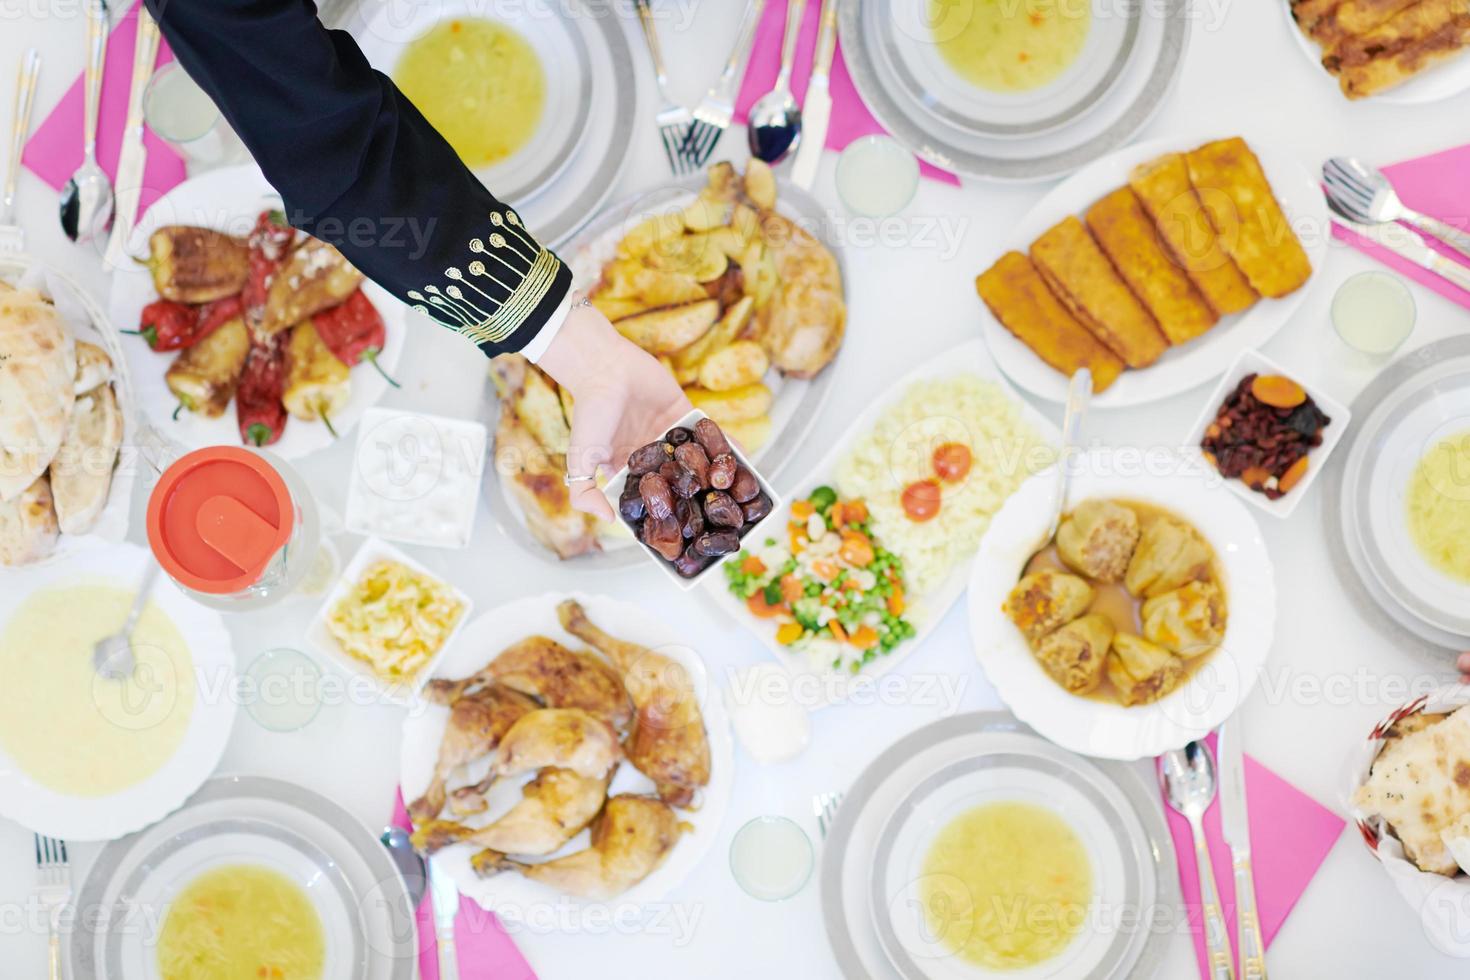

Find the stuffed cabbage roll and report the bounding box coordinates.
[1125,517,1212,598]
[1142,580,1226,658]
[1056,499,1140,582]
[1107,633,1185,706]
[1035,613,1115,694]
[1004,570,1094,644]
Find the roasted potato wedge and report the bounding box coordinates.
[670,296,755,373]
[261,240,365,335]
[616,212,685,260]
[682,196,734,233]
[740,241,779,310]
[697,339,769,392]
[147,226,250,304]
[165,317,250,417]
[721,414,773,455]
[614,300,720,355]
[686,382,772,424]
[743,159,777,211]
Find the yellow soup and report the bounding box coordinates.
[157,864,326,980]
[0,585,194,796]
[930,0,1092,93]
[394,18,545,168]
[919,801,1092,969]
[1406,430,1470,584]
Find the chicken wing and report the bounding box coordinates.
[471,794,685,900]
[412,767,612,856]
[557,600,711,808]
[424,636,632,729]
[494,404,599,559]
[406,684,538,824]
[492,708,623,781]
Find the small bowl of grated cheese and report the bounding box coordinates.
[306,538,472,703]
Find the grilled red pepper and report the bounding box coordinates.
[195,294,243,338]
[243,210,294,328]
[235,332,289,446]
[129,299,196,351]
[311,289,398,387]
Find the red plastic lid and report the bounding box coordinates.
[146,447,295,595]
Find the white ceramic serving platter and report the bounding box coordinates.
[0,544,236,841]
[820,713,1179,980]
[486,174,844,569]
[70,774,417,979]
[1280,0,1470,105]
[967,448,1277,760]
[977,136,1329,408]
[399,592,733,915]
[703,338,1060,708]
[108,165,407,460]
[1181,348,1352,520]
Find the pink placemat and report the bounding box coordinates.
[734,1,960,185]
[1331,142,1470,310]
[22,0,187,228]
[1162,735,1345,977]
[390,790,538,980]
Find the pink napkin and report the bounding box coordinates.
[734,1,960,185]
[1330,142,1470,309]
[22,0,187,227]
[390,790,538,980]
[1162,735,1345,977]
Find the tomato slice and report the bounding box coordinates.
[901,479,942,522]
[932,442,973,483]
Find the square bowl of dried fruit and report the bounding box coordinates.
[604,411,782,590]
[1185,349,1351,519]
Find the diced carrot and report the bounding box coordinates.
[839,531,875,567]
[741,555,766,575]
[850,625,879,649]
[747,593,784,618]
[841,577,864,591]
[828,619,848,642]
[888,586,905,616]
[843,500,869,523]
[780,574,804,605]
[829,502,846,528]
[776,622,803,645]
[791,499,815,519]
[812,559,840,582]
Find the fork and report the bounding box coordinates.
[1,48,41,255]
[813,790,843,839]
[34,835,71,980]
[682,0,769,169]
[1323,156,1470,263]
[632,0,696,176]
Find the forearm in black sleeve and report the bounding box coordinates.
[144,0,572,355]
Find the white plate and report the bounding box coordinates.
[70,774,416,979]
[1181,348,1352,520]
[0,544,236,841]
[703,339,1059,708]
[966,449,1277,760]
[820,713,1179,980]
[108,165,407,460]
[1281,0,1470,104]
[399,591,733,915]
[978,136,1328,408]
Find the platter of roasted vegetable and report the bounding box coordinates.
[108,167,407,458]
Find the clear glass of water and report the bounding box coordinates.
[729,815,814,901]
[836,135,921,218]
[144,62,235,167]
[1331,270,1417,356]
[240,647,324,733]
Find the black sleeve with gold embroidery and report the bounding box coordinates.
[145,0,572,354]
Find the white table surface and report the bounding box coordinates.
[3,1,1469,977]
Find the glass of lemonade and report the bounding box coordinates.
[1331,270,1417,356]
[836,135,920,219]
[144,62,236,166]
[729,816,814,901]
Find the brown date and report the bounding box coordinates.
[670,466,702,499]
[659,459,682,481]
[694,417,733,458]
[708,453,737,490]
[703,490,744,528]
[674,442,710,487]
[693,529,740,557]
[665,426,693,446]
[642,512,684,561]
[639,472,675,520]
[730,465,760,503]
[627,441,672,477]
[740,492,773,524]
[676,497,705,539]
[673,545,712,578]
[619,482,646,523]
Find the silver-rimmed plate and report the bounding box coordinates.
[821,713,1179,980]
[69,774,417,979]
[840,0,1189,181]
[486,173,845,570]
[1326,335,1470,653]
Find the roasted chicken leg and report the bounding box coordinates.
[406,683,538,825]
[424,636,632,728]
[412,767,612,856]
[492,708,623,781]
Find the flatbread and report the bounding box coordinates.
[1354,705,1470,875]
[0,474,59,565]
[73,340,113,395]
[0,289,75,501]
[50,383,123,536]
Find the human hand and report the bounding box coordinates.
[1459,652,1470,685]
[538,300,693,521]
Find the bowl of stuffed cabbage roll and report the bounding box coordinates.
[967,448,1275,759]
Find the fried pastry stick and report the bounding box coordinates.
[1324,0,1470,98]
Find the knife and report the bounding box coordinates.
[103,8,159,270]
[1218,718,1266,980]
[1330,207,1470,295]
[790,0,838,190]
[428,855,462,980]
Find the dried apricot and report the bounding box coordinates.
[1251,374,1306,409]
[1241,466,1271,489]
[1278,455,1310,493]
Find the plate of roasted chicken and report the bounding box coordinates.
[486,160,847,564]
[967,448,1277,760]
[108,165,407,459]
[401,593,731,911]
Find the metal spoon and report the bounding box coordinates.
[747,0,807,164]
[380,827,428,909]
[1022,367,1091,565]
[1322,156,1470,263]
[1161,741,1237,980]
[60,0,114,243]
[92,561,159,680]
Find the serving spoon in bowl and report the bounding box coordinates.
[1023,367,1092,565]
[92,561,159,680]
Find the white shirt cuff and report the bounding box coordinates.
[520,290,575,363]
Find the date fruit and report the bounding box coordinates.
[730,465,760,503]
[694,417,732,458]
[674,442,710,488]
[703,490,744,528]
[677,497,705,539]
[693,529,740,558]
[639,472,675,521]
[708,453,737,490]
[665,426,693,446]
[673,545,711,578]
[642,511,684,561]
[628,441,672,477]
[741,492,772,524]
[619,482,646,523]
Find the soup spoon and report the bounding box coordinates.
[60,0,114,243]
[747,0,806,163]
[1161,741,1237,980]
[92,562,159,680]
[1021,367,1092,567]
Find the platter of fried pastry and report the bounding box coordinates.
[1286,0,1470,103]
[975,135,1327,408]
[487,160,847,565]
[401,593,731,910]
